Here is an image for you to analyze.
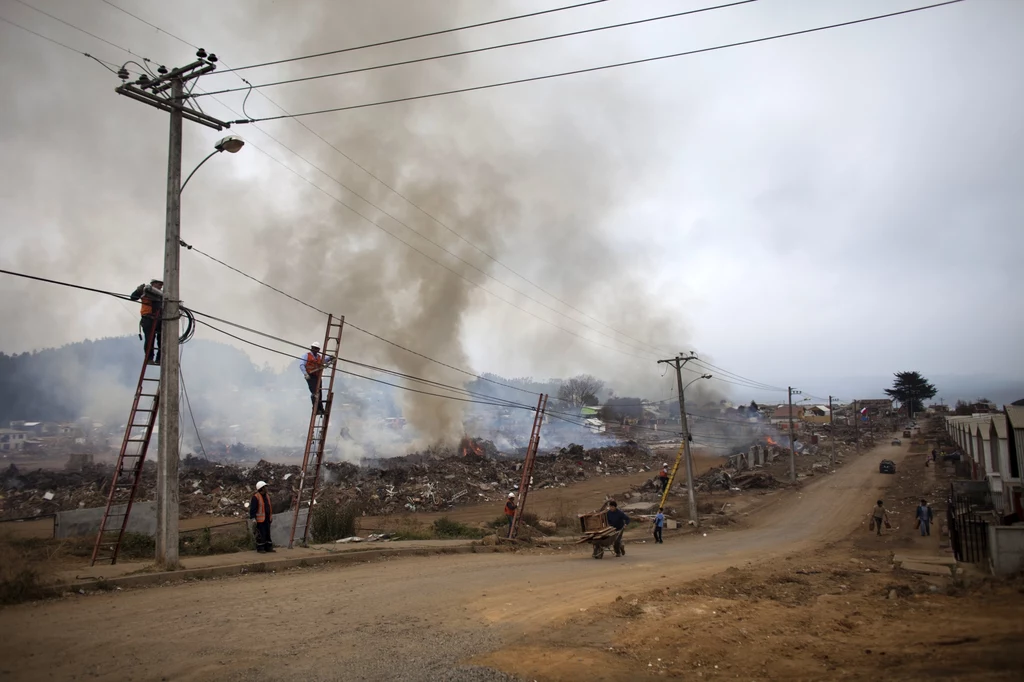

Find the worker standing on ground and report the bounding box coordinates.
[871,499,890,536]
[299,341,334,415]
[249,481,275,553]
[129,279,163,365]
[653,507,665,544]
[504,493,517,537]
[606,500,630,557]
[916,498,934,536]
[657,463,669,492]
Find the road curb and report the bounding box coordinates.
[62,543,480,593]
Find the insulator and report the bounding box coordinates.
[196,48,208,59]
[117,67,129,80]
[157,65,168,75]
[207,53,218,63]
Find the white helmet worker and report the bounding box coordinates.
[310,342,321,349]
[256,481,267,490]
[508,492,515,498]
[663,463,668,467]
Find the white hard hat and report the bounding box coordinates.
[310,341,321,348]
[508,492,515,498]
[663,463,668,466]
[256,481,267,490]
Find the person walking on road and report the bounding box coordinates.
[871,499,890,536]
[606,500,630,557]
[503,493,517,537]
[657,463,669,493]
[916,499,934,536]
[653,507,665,544]
[299,341,334,415]
[249,481,276,553]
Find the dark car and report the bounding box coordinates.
[879,459,896,474]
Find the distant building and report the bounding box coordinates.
[0,429,27,452]
[771,405,805,425]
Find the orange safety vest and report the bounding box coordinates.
[659,468,668,478]
[253,492,272,523]
[140,292,161,318]
[504,501,516,517]
[304,352,325,375]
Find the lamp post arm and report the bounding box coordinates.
[179,149,219,194]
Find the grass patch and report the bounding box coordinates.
[432,517,487,539]
[0,569,48,605]
[310,499,359,543]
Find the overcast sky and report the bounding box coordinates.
[1,0,1021,410]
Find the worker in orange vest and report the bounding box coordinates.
[504,492,517,537]
[129,279,163,364]
[657,463,670,492]
[248,481,275,553]
[298,341,335,415]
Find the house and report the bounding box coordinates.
[855,399,893,417]
[0,429,28,452]
[771,405,805,425]
[946,413,1022,516]
[803,406,831,424]
[1005,406,1024,517]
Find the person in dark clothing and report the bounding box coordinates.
[129,279,163,364]
[249,481,276,553]
[916,499,934,536]
[299,341,334,415]
[653,507,665,544]
[605,500,630,557]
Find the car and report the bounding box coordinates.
[891,438,902,446]
[879,459,896,474]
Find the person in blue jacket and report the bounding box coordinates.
[653,507,665,544]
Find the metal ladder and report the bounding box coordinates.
[289,314,345,548]
[91,351,161,565]
[509,393,549,539]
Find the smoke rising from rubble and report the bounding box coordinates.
[231,1,693,445]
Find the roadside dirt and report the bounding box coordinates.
[1,434,1019,681]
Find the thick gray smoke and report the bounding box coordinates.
[224,1,694,443]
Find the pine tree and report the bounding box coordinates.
[883,372,937,416]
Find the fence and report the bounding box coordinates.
[947,481,991,564]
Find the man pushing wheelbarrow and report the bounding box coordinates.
[577,500,630,559]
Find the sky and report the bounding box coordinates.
[1,0,1021,425]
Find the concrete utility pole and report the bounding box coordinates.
[787,387,801,482]
[114,51,230,569]
[828,395,835,467]
[658,353,701,527]
[853,399,860,454]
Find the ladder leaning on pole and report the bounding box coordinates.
[509,393,549,540]
[288,314,345,548]
[91,345,161,566]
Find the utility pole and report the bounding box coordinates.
[787,387,801,482]
[658,353,699,527]
[828,395,835,467]
[853,399,860,454]
[114,51,229,569]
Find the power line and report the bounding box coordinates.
[233,1,964,123]
[93,3,683,361]
[216,0,610,74]
[687,358,786,392]
[98,0,198,49]
[199,1,757,97]
[0,14,126,74]
[179,364,209,460]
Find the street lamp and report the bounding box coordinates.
[677,371,712,528]
[156,133,244,569]
[180,135,245,193]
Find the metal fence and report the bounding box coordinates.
[947,481,990,564]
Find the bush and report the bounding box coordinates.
[0,569,47,605]
[309,498,358,543]
[432,517,486,539]
[119,533,155,560]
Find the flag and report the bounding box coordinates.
[860,407,868,415]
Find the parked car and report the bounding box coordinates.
[879,459,896,474]
[891,438,902,446]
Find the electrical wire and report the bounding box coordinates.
[214,0,610,74]
[198,1,757,97]
[91,3,687,360]
[179,356,209,460]
[233,1,964,123]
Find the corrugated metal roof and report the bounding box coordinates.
[1005,405,1024,430]
[992,414,1008,439]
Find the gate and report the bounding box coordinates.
[947,481,990,563]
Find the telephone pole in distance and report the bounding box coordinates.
[658,352,701,527]
[787,387,802,482]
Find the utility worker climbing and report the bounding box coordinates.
[657,463,670,492]
[129,279,163,365]
[299,341,335,415]
[248,481,276,553]
[504,492,517,537]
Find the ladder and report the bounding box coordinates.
[91,350,161,565]
[289,314,345,548]
[509,393,549,539]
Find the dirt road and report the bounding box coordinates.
[0,443,908,681]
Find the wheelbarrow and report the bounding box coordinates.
[577,526,623,559]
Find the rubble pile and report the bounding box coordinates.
[0,440,658,520]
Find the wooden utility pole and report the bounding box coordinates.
[787,387,802,482]
[828,395,835,467]
[853,399,860,454]
[114,51,229,569]
[657,353,700,527]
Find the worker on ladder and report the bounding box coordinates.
[299,341,334,416]
[129,278,163,365]
[657,463,670,492]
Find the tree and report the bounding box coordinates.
[883,371,937,417]
[557,374,604,408]
[600,397,644,423]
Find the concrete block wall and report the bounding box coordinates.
[55,502,156,539]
